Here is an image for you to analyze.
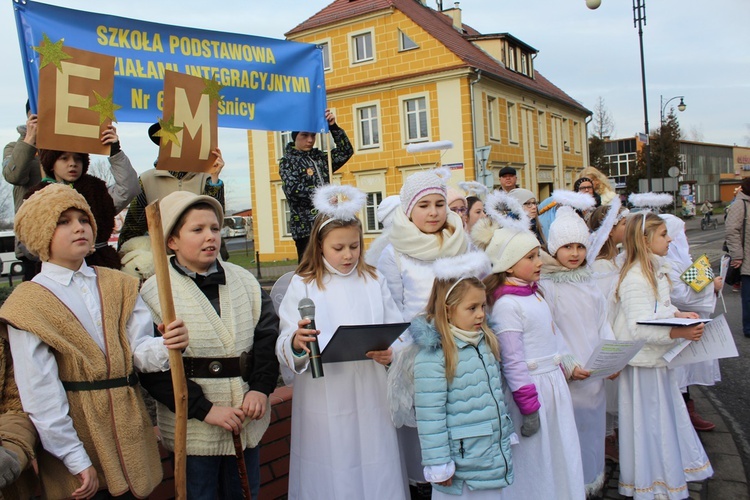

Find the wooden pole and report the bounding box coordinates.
[326,132,333,181]
[233,433,252,499]
[146,201,188,499]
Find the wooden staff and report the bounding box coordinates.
[326,132,333,181]
[146,201,188,498]
[232,433,252,499]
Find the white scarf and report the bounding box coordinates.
[450,324,482,346]
[389,208,468,261]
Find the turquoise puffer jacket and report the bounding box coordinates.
[412,316,514,494]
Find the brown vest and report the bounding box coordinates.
[0,267,162,499]
[140,169,208,204]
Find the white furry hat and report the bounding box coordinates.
[400,167,450,217]
[547,206,590,256]
[377,195,400,228]
[434,251,492,282]
[471,217,540,273]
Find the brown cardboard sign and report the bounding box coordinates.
[36,43,115,155]
[156,70,219,173]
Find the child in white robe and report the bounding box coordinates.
[276,185,408,500]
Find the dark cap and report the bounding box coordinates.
[574,177,593,192]
[148,122,161,146]
[499,166,516,177]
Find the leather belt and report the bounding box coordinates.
[61,372,139,392]
[184,356,242,378]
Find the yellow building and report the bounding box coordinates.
[248,0,591,260]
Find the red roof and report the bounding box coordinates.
[287,0,590,114]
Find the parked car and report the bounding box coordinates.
[0,230,23,278]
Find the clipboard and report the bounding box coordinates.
[637,318,712,327]
[321,322,410,363]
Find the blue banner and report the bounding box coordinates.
[14,1,328,132]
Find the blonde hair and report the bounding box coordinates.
[616,212,666,299]
[587,204,627,261]
[579,166,615,196]
[296,214,377,289]
[483,271,507,307]
[425,277,500,382]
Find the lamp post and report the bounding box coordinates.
[660,95,686,126]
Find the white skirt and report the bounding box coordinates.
[502,362,586,500]
[671,360,721,391]
[618,366,713,499]
[570,377,607,494]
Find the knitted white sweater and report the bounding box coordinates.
[140,261,267,455]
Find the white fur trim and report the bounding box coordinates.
[484,189,530,231]
[433,252,492,281]
[551,189,596,211]
[628,192,673,209]
[587,196,622,263]
[405,140,454,153]
[313,184,366,221]
[458,181,489,199]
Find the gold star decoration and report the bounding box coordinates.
[153,115,184,147]
[89,91,121,124]
[33,33,72,72]
[201,76,225,102]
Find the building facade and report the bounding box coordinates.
[248,0,591,260]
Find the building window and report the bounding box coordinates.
[507,101,518,144]
[538,111,547,147]
[507,46,516,71]
[573,121,581,154]
[399,30,418,51]
[357,105,380,149]
[521,53,529,76]
[404,97,428,142]
[487,96,499,141]
[352,31,373,63]
[563,118,571,152]
[365,192,384,233]
[318,42,331,71]
[276,131,293,159]
[281,198,291,237]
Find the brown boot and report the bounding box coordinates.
[604,433,619,463]
[687,399,715,432]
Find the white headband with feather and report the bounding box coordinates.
[313,184,367,231]
[587,195,622,263]
[551,189,597,212]
[484,189,530,231]
[458,181,489,200]
[628,192,673,231]
[433,251,492,299]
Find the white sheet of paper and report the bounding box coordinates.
[720,254,731,283]
[665,314,738,367]
[583,339,646,379]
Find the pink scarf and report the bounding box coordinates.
[493,277,539,301]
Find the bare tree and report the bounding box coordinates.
[685,125,704,142]
[588,96,616,169]
[87,159,115,186]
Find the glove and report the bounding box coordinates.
[521,411,540,437]
[0,446,21,488]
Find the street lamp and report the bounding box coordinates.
[660,95,686,125]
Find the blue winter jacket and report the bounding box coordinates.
[412,316,514,494]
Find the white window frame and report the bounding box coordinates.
[316,39,332,72]
[364,191,384,233]
[507,101,518,145]
[507,45,516,71]
[276,131,293,159]
[274,183,293,239]
[349,29,375,65]
[487,96,500,141]
[400,94,430,144]
[538,110,548,148]
[399,30,418,51]
[521,53,529,76]
[355,102,381,151]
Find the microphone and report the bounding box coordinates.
[298,297,324,379]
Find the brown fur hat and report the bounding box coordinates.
[38,150,90,179]
[14,183,97,262]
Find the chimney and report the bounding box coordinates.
[444,2,462,31]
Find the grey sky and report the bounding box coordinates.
[1,0,747,212]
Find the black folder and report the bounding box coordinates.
[321,322,410,363]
